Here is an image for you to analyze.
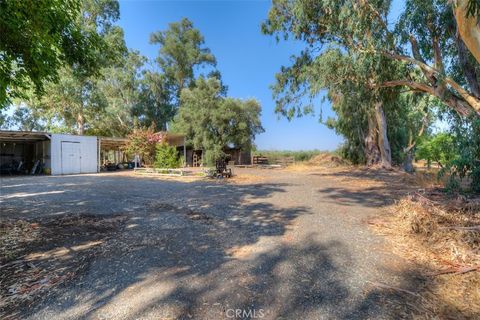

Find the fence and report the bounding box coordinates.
[252,155,295,166]
[252,155,269,165]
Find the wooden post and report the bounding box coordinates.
[183,137,187,167]
[97,139,101,173]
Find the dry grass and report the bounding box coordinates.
[227,173,266,185]
[371,191,480,318]
[286,152,351,172]
[118,170,206,183]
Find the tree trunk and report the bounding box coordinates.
[454,0,480,64]
[403,149,414,173]
[77,113,85,135]
[455,28,480,99]
[374,101,392,169]
[365,113,381,166]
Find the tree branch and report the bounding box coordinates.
[405,114,428,152]
[377,80,472,116]
[380,51,480,113]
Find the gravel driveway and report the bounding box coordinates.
[0,168,419,319]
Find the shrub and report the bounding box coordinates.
[123,126,165,166]
[449,115,480,193]
[416,133,457,169]
[154,143,180,168]
[418,116,480,193]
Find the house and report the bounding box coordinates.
[154,131,252,167]
[183,146,252,167]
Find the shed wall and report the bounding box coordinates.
[51,134,98,175]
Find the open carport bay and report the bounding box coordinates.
[0,131,99,176]
[0,131,51,175]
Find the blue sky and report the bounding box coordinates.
[118,0,404,151]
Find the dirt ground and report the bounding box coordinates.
[0,167,466,319]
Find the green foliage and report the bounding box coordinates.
[172,77,264,166]
[252,150,322,162]
[18,0,128,135]
[135,71,174,131]
[465,0,480,17]
[91,50,147,136]
[8,105,46,131]
[0,0,105,108]
[130,18,219,131]
[449,115,480,192]
[416,115,480,193]
[261,0,476,169]
[154,143,180,168]
[262,2,411,165]
[123,126,163,166]
[416,133,457,168]
[150,18,217,100]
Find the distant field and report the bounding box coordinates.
[252,150,326,163]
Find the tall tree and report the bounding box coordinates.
[150,18,217,105]
[7,105,46,131]
[0,0,103,108]
[454,0,480,64]
[91,50,146,136]
[263,2,400,167]
[263,0,479,167]
[31,0,127,135]
[264,0,480,117]
[135,70,175,131]
[172,77,264,165]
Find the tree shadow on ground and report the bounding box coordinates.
[1,173,463,319]
[0,213,127,319]
[311,168,417,208]
[1,174,307,318]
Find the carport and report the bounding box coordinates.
[0,130,51,175]
[98,137,129,171]
[1,131,99,175]
[98,134,187,169]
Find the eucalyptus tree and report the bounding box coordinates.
[91,50,147,137]
[263,0,401,167]
[134,70,175,131]
[7,105,46,132]
[395,0,480,114]
[33,0,127,135]
[0,0,103,108]
[454,0,480,63]
[264,0,480,113]
[263,0,479,167]
[150,18,217,103]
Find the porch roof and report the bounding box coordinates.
[0,130,51,142]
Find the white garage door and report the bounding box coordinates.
[61,142,81,174]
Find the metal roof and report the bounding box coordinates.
[98,136,129,149]
[155,132,186,147]
[0,130,51,142]
[0,130,186,146]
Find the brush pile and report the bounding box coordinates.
[307,153,350,167]
[395,191,479,268]
[376,190,480,317]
